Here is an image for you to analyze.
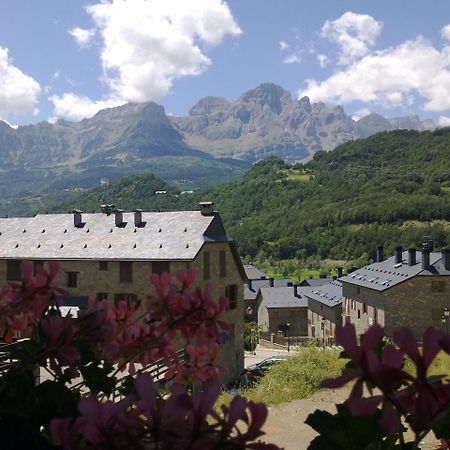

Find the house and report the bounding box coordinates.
[340,245,450,338]
[244,276,295,322]
[0,203,246,383]
[256,284,309,337]
[304,280,343,345]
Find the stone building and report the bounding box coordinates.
[0,204,246,383]
[340,245,450,338]
[304,280,343,345]
[256,284,308,337]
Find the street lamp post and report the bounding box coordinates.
[286,322,291,352]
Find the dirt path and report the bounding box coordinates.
[261,387,439,449]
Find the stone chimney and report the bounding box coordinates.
[422,248,431,270]
[115,209,124,227]
[73,209,83,228]
[395,246,403,264]
[248,279,253,290]
[294,284,298,297]
[199,201,214,216]
[269,277,274,287]
[376,245,384,262]
[337,267,343,278]
[408,248,417,266]
[101,204,115,215]
[134,209,144,227]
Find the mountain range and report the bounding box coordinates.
[0,82,436,216]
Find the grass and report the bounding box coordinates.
[242,346,345,406]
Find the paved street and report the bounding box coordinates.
[244,344,291,367]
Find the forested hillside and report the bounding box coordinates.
[58,128,450,263]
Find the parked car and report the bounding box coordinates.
[246,356,287,379]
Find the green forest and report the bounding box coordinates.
[55,128,450,270]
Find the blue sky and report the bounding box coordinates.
[1,0,450,126]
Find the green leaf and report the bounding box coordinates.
[306,403,393,450]
[80,363,116,395]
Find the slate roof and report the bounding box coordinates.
[244,278,295,300]
[259,286,309,308]
[340,251,448,292]
[304,280,343,308]
[244,264,267,280]
[300,277,333,287]
[0,211,228,261]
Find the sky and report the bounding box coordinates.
[2,0,450,127]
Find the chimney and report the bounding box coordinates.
[249,279,253,290]
[293,284,298,297]
[115,209,124,227]
[442,249,450,271]
[348,266,357,274]
[101,204,115,215]
[73,209,83,228]
[134,209,144,227]
[422,248,431,270]
[269,277,274,287]
[395,246,403,264]
[337,267,343,278]
[408,248,417,266]
[199,201,214,216]
[376,245,384,262]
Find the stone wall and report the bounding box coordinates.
[307,298,342,343]
[0,240,244,384]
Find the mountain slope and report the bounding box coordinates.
[56,128,450,262]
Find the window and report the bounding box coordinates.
[152,261,170,275]
[119,261,132,283]
[225,284,238,310]
[363,303,368,314]
[114,293,137,305]
[203,251,210,280]
[374,307,378,324]
[6,260,21,281]
[431,281,446,293]
[219,250,227,277]
[67,272,78,288]
[99,261,108,271]
[96,292,108,301]
[33,260,44,275]
[357,310,361,319]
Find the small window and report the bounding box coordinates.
[33,260,44,275]
[114,293,137,305]
[374,307,378,323]
[357,310,361,319]
[219,250,227,277]
[363,303,368,314]
[203,251,210,280]
[6,260,22,281]
[152,261,170,275]
[99,261,108,271]
[96,292,108,301]
[67,272,78,288]
[225,284,238,310]
[119,261,132,283]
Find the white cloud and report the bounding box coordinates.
[69,27,96,47]
[438,115,450,126]
[52,70,60,80]
[441,24,450,42]
[351,108,372,121]
[317,54,328,68]
[282,54,301,64]
[49,93,125,121]
[299,36,450,112]
[0,47,41,116]
[321,11,382,65]
[279,40,289,51]
[53,0,241,120]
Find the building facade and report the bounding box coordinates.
[0,205,246,383]
[340,246,450,338]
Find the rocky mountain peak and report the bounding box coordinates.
[239,83,291,114]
